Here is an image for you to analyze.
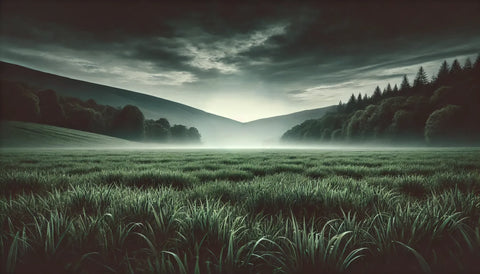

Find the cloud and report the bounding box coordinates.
[177,24,287,73]
[289,81,362,102]
[112,68,197,86]
[287,52,478,107]
[4,47,197,86]
[1,1,480,121]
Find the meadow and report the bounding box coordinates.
[1,148,480,273]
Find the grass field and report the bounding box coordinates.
[1,148,480,273]
[0,121,134,148]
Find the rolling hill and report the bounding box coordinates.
[243,106,336,144]
[0,61,243,144]
[0,121,135,148]
[0,61,333,145]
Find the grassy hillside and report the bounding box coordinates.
[0,121,134,148]
[1,148,479,273]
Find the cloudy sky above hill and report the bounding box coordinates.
[1,1,479,121]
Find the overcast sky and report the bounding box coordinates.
[1,1,479,122]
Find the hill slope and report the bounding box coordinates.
[243,106,336,144]
[0,121,135,148]
[0,61,242,143]
[0,62,333,145]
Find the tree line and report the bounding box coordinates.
[282,55,480,145]
[0,81,201,143]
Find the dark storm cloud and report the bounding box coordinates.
[235,2,480,81]
[1,0,480,120]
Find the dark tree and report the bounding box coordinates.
[425,105,465,144]
[400,75,411,91]
[69,105,103,133]
[368,97,405,138]
[371,86,382,103]
[145,119,170,142]
[187,127,201,142]
[345,93,357,112]
[463,58,472,71]
[0,81,40,122]
[38,89,65,126]
[100,105,120,133]
[356,93,363,108]
[346,110,364,141]
[392,84,399,93]
[362,93,368,102]
[430,86,455,108]
[112,105,145,141]
[156,118,170,129]
[413,66,428,87]
[86,98,97,107]
[474,54,480,71]
[385,83,392,95]
[450,59,462,75]
[144,118,173,142]
[390,110,416,137]
[336,101,345,113]
[170,124,188,142]
[436,61,449,83]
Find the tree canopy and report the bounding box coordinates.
[0,81,202,144]
[282,55,480,146]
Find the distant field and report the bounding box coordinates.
[1,149,480,273]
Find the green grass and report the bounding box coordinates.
[1,148,480,273]
[0,121,134,147]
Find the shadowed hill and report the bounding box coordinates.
[0,121,135,148]
[0,61,242,143]
[0,62,333,144]
[243,106,336,144]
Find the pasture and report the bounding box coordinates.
[1,148,480,273]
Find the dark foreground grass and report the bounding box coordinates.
[1,148,480,273]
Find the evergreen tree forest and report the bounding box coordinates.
[0,81,201,143]
[282,55,480,145]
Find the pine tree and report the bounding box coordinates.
[348,94,356,104]
[357,93,363,109]
[386,83,392,95]
[413,66,428,87]
[346,93,357,112]
[400,75,411,91]
[372,86,382,102]
[474,54,480,74]
[463,58,472,71]
[337,100,344,112]
[436,60,449,83]
[393,84,398,93]
[450,59,462,75]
